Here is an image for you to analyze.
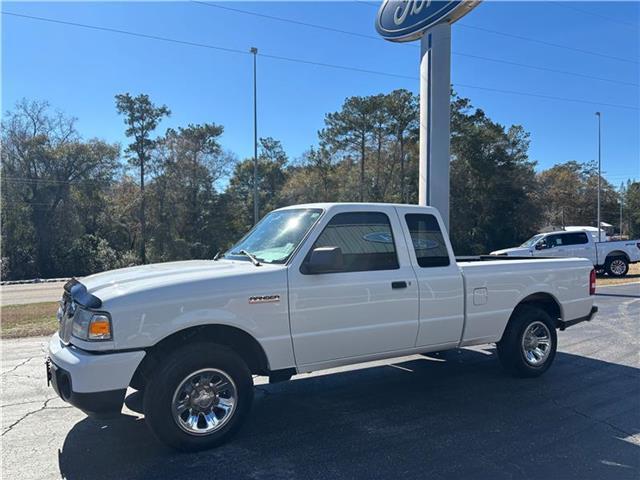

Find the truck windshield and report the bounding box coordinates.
[520,234,545,248]
[225,209,323,264]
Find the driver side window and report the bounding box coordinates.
[545,235,563,248]
[310,212,399,272]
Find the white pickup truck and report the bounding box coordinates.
[491,230,640,277]
[47,203,597,451]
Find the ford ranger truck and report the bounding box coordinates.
[47,203,598,451]
[491,229,640,277]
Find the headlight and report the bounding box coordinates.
[72,308,112,341]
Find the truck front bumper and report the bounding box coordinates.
[46,333,145,416]
[558,305,598,331]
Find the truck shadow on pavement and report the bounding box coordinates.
[58,348,639,480]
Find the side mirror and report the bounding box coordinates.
[305,247,344,274]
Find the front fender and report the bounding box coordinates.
[105,268,296,370]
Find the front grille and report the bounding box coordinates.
[58,292,75,344]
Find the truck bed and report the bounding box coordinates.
[455,256,594,346]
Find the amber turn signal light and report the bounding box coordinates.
[88,315,112,340]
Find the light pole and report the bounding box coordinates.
[250,47,259,225]
[595,112,602,242]
[619,182,624,238]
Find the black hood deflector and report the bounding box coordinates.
[64,278,102,309]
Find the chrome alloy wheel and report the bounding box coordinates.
[610,259,627,276]
[521,321,552,366]
[171,368,237,436]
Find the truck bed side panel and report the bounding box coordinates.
[595,240,640,265]
[458,258,593,345]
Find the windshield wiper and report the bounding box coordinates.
[233,249,262,266]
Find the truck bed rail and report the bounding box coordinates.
[456,255,555,262]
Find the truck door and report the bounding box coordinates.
[564,232,595,262]
[287,207,419,367]
[394,207,464,348]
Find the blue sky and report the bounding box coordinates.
[2,1,639,186]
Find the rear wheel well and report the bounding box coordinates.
[605,251,630,262]
[130,325,269,391]
[500,293,562,342]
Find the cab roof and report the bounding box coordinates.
[276,202,439,213]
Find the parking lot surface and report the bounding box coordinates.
[1,283,638,480]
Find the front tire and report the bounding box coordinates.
[143,343,253,451]
[605,256,629,277]
[497,306,557,378]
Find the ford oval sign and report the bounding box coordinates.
[376,0,480,42]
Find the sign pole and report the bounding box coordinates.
[250,47,259,225]
[376,0,479,232]
[419,22,452,231]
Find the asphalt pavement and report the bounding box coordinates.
[1,283,638,480]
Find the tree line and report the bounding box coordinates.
[2,92,638,280]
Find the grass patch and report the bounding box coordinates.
[1,302,58,339]
[597,262,640,287]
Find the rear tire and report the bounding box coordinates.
[143,343,253,451]
[605,256,628,277]
[497,306,557,378]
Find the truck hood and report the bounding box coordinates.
[490,247,532,256]
[80,259,270,303]
[71,258,289,352]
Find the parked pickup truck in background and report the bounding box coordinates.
[47,203,598,451]
[491,230,640,277]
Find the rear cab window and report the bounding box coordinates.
[404,214,450,267]
[565,232,589,245]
